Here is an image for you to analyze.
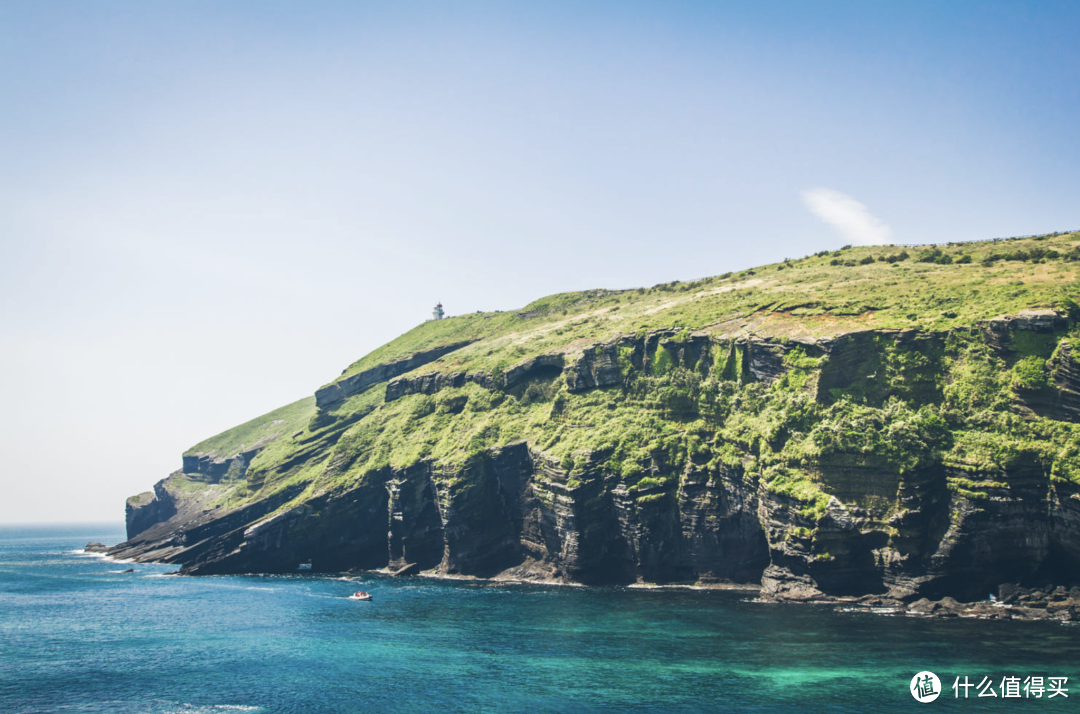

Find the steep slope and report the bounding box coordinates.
[112,233,1080,603]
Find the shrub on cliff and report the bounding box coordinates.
[1010,356,1049,391]
[797,398,948,474]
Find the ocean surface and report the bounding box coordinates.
[1,525,1078,713]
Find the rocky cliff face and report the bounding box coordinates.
[112,428,1078,602]
[316,340,475,407]
[112,440,773,584]
[125,485,177,541]
[111,307,1080,606]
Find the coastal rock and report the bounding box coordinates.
[890,584,1080,621]
[125,485,176,540]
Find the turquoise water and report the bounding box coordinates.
[1,525,1077,713]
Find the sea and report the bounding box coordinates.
[1,524,1077,713]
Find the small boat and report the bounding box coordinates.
[348,591,373,601]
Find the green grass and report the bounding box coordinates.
[318,231,1080,388]
[184,396,316,459]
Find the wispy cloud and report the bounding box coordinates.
[801,188,892,246]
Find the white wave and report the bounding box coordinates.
[73,550,112,559]
[70,549,138,564]
[154,702,263,713]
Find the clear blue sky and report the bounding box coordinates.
[1,1,1078,522]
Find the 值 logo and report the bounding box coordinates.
[911,671,941,703]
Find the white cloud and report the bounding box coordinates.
[801,188,893,246]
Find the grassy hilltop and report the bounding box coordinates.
[332,231,1080,381]
[173,231,1080,534]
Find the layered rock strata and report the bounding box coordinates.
[112,311,1080,606]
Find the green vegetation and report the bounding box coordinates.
[172,230,1080,528]
[185,397,316,459]
[320,231,1080,387]
[1011,356,1048,390]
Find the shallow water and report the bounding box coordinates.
[1,524,1077,713]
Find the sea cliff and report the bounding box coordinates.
[111,234,1080,611]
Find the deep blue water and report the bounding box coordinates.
[1,525,1078,713]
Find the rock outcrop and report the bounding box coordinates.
[385,370,492,402]
[981,308,1067,352]
[125,485,177,540]
[316,340,475,407]
[181,448,262,483]
[1015,338,1080,423]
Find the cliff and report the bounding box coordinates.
[110,233,1080,608]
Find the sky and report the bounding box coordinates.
[1,1,1078,523]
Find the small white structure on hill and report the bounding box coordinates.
[432,302,444,320]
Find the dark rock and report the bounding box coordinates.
[391,563,420,577]
[503,354,565,390]
[181,446,262,483]
[998,582,1024,604]
[126,485,176,541]
[84,542,110,554]
[316,341,476,407]
[566,342,625,392]
[761,565,824,601]
[745,340,788,385]
[386,371,480,402]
